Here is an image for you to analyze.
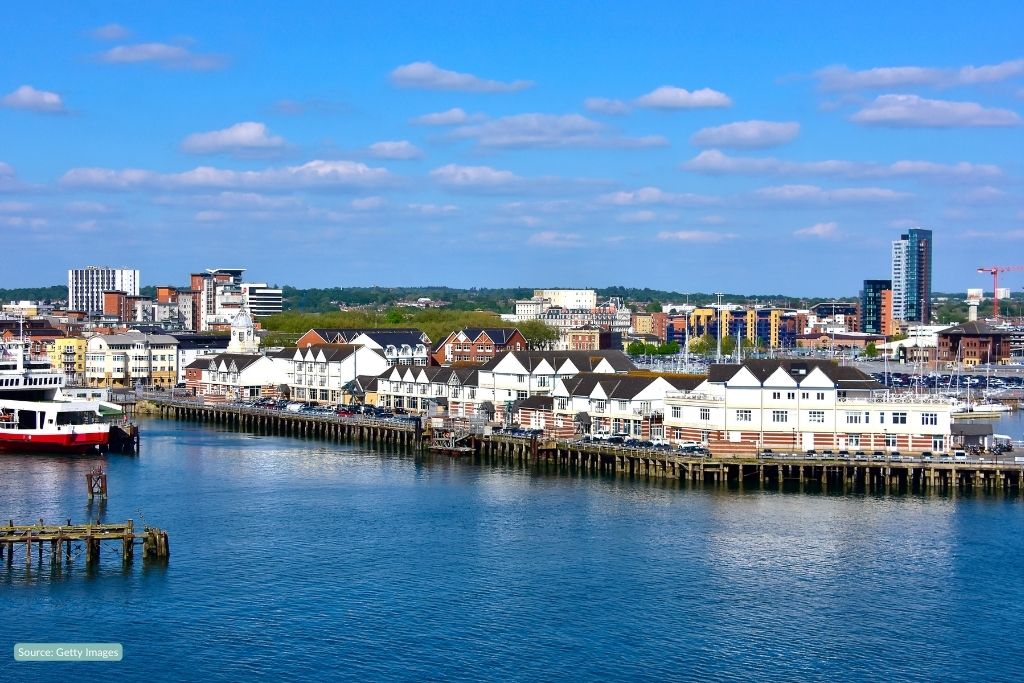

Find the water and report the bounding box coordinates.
[3,418,1024,682]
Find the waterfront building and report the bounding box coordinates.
[68,266,139,315]
[184,353,288,402]
[860,279,893,335]
[519,373,702,440]
[240,283,284,318]
[937,321,1024,366]
[431,328,527,365]
[171,333,231,383]
[85,331,179,388]
[288,344,390,404]
[662,359,952,456]
[376,366,479,413]
[296,328,432,367]
[795,332,885,351]
[446,350,635,421]
[47,336,87,384]
[808,302,860,332]
[667,305,798,350]
[891,228,933,323]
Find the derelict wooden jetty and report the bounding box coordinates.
[0,519,169,568]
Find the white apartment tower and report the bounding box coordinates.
[68,266,140,314]
[890,239,908,321]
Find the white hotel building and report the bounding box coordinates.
[663,360,952,456]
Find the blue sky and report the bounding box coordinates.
[1,1,1022,295]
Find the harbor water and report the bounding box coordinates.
[4,415,1024,681]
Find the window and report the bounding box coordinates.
[516,391,528,400]
[932,435,945,450]
[848,434,860,446]
[772,391,781,400]
[772,410,788,423]
[922,412,938,426]
[617,400,628,411]
[787,392,796,400]
[516,374,527,383]
[555,398,568,411]
[593,400,606,413]
[808,410,825,423]
[700,407,711,421]
[892,412,907,425]
[671,406,681,419]
[885,434,897,447]
[735,409,751,422]
[801,392,809,400]
[879,412,885,424]
[845,411,862,424]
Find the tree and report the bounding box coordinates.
[627,341,647,356]
[385,308,405,324]
[518,319,559,349]
[864,342,879,358]
[645,301,663,313]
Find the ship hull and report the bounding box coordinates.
[0,429,109,454]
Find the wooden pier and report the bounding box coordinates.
[143,397,1024,494]
[0,519,169,568]
[151,398,421,448]
[472,435,1024,493]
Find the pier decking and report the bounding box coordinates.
[144,397,1024,493]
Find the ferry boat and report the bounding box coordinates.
[0,339,122,454]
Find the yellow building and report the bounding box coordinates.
[48,337,87,383]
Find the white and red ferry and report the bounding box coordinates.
[0,339,121,454]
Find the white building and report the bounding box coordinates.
[534,289,597,309]
[376,366,479,413]
[447,350,635,419]
[241,283,283,317]
[289,344,390,404]
[662,359,952,456]
[85,331,178,388]
[68,266,139,314]
[185,353,289,402]
[891,239,909,321]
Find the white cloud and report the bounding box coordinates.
[61,159,393,191]
[527,231,582,247]
[598,186,718,206]
[683,149,1001,180]
[1,85,66,113]
[584,97,630,115]
[429,163,521,191]
[851,94,1022,128]
[634,85,731,109]
[181,122,287,156]
[411,108,482,125]
[68,201,116,214]
[407,203,459,216]
[793,221,839,238]
[366,140,422,160]
[390,61,532,92]
[350,196,385,210]
[0,201,33,213]
[754,184,912,204]
[451,113,666,149]
[0,161,28,192]
[617,210,658,223]
[816,59,1024,91]
[656,230,736,242]
[97,42,225,70]
[690,120,799,149]
[90,23,131,41]
[954,186,1012,204]
[195,210,226,222]
[698,214,726,225]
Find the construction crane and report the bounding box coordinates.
[976,265,1024,318]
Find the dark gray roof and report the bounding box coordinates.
[311,328,430,344]
[201,353,263,372]
[939,321,1009,337]
[460,328,521,345]
[951,423,994,437]
[560,373,702,399]
[517,395,554,410]
[708,359,881,390]
[478,350,635,373]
